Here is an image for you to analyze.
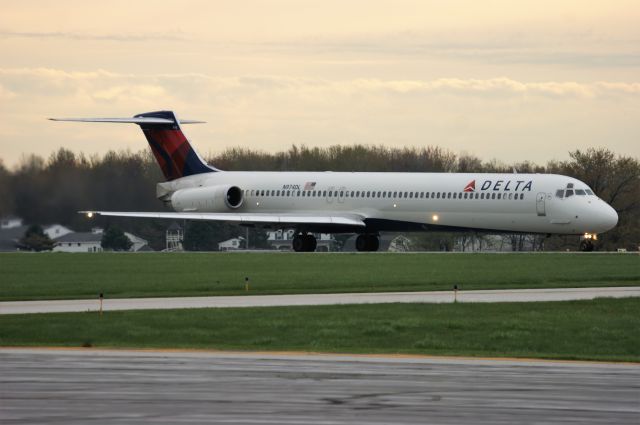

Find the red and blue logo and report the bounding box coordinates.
[463,180,475,192]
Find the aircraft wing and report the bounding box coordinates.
[80,211,366,227]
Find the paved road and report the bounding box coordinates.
[0,348,638,424]
[1,286,639,315]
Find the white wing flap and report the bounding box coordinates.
[79,211,365,227]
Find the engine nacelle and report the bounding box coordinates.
[170,185,243,212]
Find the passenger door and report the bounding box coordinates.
[536,192,546,216]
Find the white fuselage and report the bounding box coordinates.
[162,171,618,235]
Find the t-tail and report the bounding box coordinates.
[49,110,218,180]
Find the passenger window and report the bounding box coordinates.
[436,192,440,199]
[491,193,496,199]
[340,191,344,197]
[297,191,301,196]
[464,193,468,199]
[420,192,424,198]
[378,191,382,198]
[409,192,414,198]
[508,193,513,200]
[351,191,354,197]
[447,192,451,199]
[555,190,564,198]
[426,192,430,198]
[328,191,332,197]
[322,191,326,197]
[497,193,501,199]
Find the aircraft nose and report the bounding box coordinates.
[599,204,618,232]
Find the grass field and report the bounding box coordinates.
[1,298,638,362]
[1,252,638,301]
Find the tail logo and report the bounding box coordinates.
[463,180,476,192]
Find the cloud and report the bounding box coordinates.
[0,29,188,42]
[247,28,640,68]
[0,83,16,100]
[1,68,638,102]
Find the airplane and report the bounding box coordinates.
[50,110,618,252]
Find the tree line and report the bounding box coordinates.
[0,145,637,251]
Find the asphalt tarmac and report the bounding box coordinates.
[1,348,638,424]
[1,286,639,315]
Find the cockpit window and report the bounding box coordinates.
[575,189,586,195]
[585,189,594,195]
[565,189,574,197]
[555,190,564,198]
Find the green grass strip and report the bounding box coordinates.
[1,252,639,301]
[1,298,638,362]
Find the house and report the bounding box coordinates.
[52,227,152,252]
[53,230,103,252]
[218,237,245,251]
[1,216,23,229]
[0,217,73,252]
[43,224,73,240]
[124,232,150,252]
[0,224,28,251]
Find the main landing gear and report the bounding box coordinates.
[292,233,317,252]
[356,234,380,252]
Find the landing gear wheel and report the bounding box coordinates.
[367,235,379,252]
[304,234,317,252]
[356,234,380,252]
[292,235,305,252]
[292,234,317,252]
[579,240,594,252]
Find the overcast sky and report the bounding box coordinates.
[1,1,638,167]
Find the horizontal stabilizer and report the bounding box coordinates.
[49,117,205,124]
[79,211,366,227]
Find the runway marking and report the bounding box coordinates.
[1,346,638,366]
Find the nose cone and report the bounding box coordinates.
[598,203,618,233]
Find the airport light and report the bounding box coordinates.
[87,212,94,218]
[432,214,439,222]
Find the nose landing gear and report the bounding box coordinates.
[579,233,597,252]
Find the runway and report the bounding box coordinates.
[1,286,639,315]
[0,348,638,424]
